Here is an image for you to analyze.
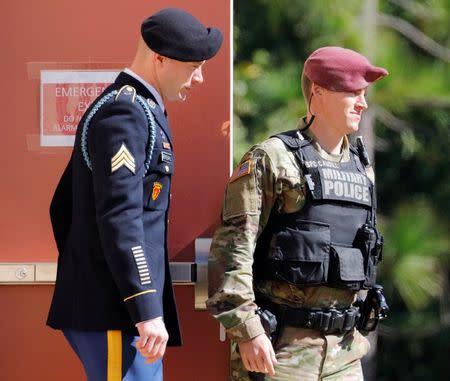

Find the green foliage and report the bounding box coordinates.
[376,105,450,218]
[377,323,450,381]
[234,52,302,161]
[379,199,449,311]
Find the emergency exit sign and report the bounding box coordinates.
[40,70,119,147]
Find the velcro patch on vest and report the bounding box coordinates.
[230,160,252,183]
[317,166,371,206]
[302,156,372,207]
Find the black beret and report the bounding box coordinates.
[304,46,389,92]
[141,8,223,62]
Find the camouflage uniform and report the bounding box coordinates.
[207,126,373,380]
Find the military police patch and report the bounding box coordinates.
[111,143,136,174]
[230,159,252,183]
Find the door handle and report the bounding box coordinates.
[0,262,197,284]
[0,238,212,292]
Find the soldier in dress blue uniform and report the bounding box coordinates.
[47,8,222,381]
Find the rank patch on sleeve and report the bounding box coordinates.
[230,159,252,183]
[131,246,151,285]
[111,143,136,174]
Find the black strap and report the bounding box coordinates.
[271,129,311,148]
[258,297,361,334]
[300,115,315,131]
[348,143,377,226]
[282,306,360,333]
[271,129,312,171]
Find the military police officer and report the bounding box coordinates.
[207,47,388,380]
[47,8,222,381]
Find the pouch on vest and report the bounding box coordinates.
[271,220,330,285]
[353,224,384,288]
[328,246,365,290]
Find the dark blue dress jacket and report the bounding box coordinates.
[47,72,181,345]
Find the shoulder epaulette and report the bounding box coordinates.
[115,85,137,103]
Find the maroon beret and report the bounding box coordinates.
[304,46,388,92]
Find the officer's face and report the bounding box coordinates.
[320,88,368,134]
[158,58,205,102]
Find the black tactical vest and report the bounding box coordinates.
[253,130,382,290]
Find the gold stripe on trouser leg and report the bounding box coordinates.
[107,330,122,381]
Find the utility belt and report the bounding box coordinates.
[256,285,389,339]
[257,299,360,335]
[279,305,360,333]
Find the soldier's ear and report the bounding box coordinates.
[313,84,324,96]
[154,53,165,65]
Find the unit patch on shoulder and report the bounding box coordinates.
[111,143,136,174]
[230,159,252,183]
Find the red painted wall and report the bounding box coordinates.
[1,1,231,380]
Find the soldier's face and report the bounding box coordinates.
[158,58,205,102]
[321,88,368,134]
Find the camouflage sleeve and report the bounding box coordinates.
[206,146,277,343]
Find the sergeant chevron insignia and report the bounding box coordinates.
[111,143,136,174]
